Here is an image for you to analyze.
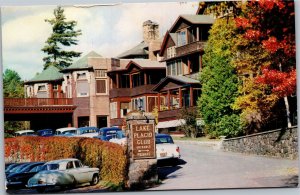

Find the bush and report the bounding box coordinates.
[5,136,127,185]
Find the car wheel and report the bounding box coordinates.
[90,174,99,186]
[36,187,46,193]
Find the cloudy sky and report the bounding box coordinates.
[1,1,198,80]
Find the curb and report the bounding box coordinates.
[174,140,222,149]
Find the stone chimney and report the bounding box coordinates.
[143,20,159,44]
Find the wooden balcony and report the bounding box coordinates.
[176,41,206,57]
[158,107,197,121]
[4,98,74,107]
[109,84,157,98]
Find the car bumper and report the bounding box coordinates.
[26,183,56,188]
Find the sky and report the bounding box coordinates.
[1,1,199,80]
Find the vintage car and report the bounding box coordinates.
[27,158,99,193]
[94,127,122,141]
[6,162,45,189]
[73,127,100,138]
[37,129,54,137]
[156,134,180,166]
[55,127,77,136]
[109,130,127,146]
[14,130,36,137]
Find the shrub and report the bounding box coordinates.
[5,136,127,185]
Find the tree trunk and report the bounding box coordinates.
[283,96,292,128]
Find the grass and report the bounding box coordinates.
[171,135,220,142]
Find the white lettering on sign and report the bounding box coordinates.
[133,132,152,139]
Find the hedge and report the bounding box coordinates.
[5,136,127,185]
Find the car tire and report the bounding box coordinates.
[36,187,46,193]
[90,174,99,186]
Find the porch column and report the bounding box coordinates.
[48,83,53,98]
[179,87,182,108]
[144,72,148,85]
[188,58,191,74]
[58,84,62,98]
[190,87,194,107]
[199,54,203,72]
[130,74,133,88]
[196,27,199,41]
[158,93,161,111]
[167,90,171,110]
[116,73,119,89]
[117,101,121,118]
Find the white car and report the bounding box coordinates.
[156,134,180,166]
[14,130,36,136]
[109,131,127,146]
[27,158,99,193]
[55,127,77,136]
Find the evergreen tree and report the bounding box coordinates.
[3,69,24,98]
[42,6,82,69]
[198,18,241,138]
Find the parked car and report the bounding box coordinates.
[94,127,122,141]
[109,130,127,146]
[37,129,54,137]
[156,134,180,166]
[73,127,100,138]
[14,130,36,137]
[6,162,45,189]
[55,127,77,136]
[27,158,100,193]
[5,163,30,177]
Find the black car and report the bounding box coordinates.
[5,163,29,177]
[6,162,45,189]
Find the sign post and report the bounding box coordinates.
[131,124,155,159]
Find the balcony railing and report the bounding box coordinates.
[175,41,206,57]
[158,107,197,121]
[109,84,157,98]
[4,98,74,107]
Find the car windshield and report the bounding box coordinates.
[10,164,29,173]
[29,165,43,173]
[156,136,174,144]
[6,164,18,172]
[41,164,59,171]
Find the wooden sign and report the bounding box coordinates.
[131,124,155,159]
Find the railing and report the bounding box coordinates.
[109,84,157,98]
[175,41,206,57]
[158,107,197,120]
[4,98,74,107]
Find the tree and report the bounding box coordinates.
[198,18,241,138]
[3,69,24,98]
[42,6,82,70]
[178,108,201,138]
[234,1,296,128]
[3,69,29,137]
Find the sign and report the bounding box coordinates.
[131,124,155,160]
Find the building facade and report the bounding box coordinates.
[153,14,214,133]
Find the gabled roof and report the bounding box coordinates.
[116,41,149,59]
[169,14,214,33]
[63,51,102,71]
[107,59,165,74]
[152,75,200,91]
[25,65,63,84]
[159,31,176,56]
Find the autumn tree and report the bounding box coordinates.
[42,6,82,70]
[198,18,241,138]
[234,1,296,129]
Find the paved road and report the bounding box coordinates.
[150,141,299,190]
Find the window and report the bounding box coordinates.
[96,80,107,94]
[38,85,46,91]
[110,102,117,119]
[77,80,89,97]
[53,84,58,90]
[121,102,130,118]
[167,60,182,76]
[74,161,82,168]
[66,161,74,169]
[167,46,176,58]
[95,69,106,78]
[177,30,187,46]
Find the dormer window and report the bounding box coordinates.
[177,30,187,46]
[38,85,46,91]
[77,73,86,80]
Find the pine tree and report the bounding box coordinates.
[42,6,82,70]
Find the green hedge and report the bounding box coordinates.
[5,136,127,185]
